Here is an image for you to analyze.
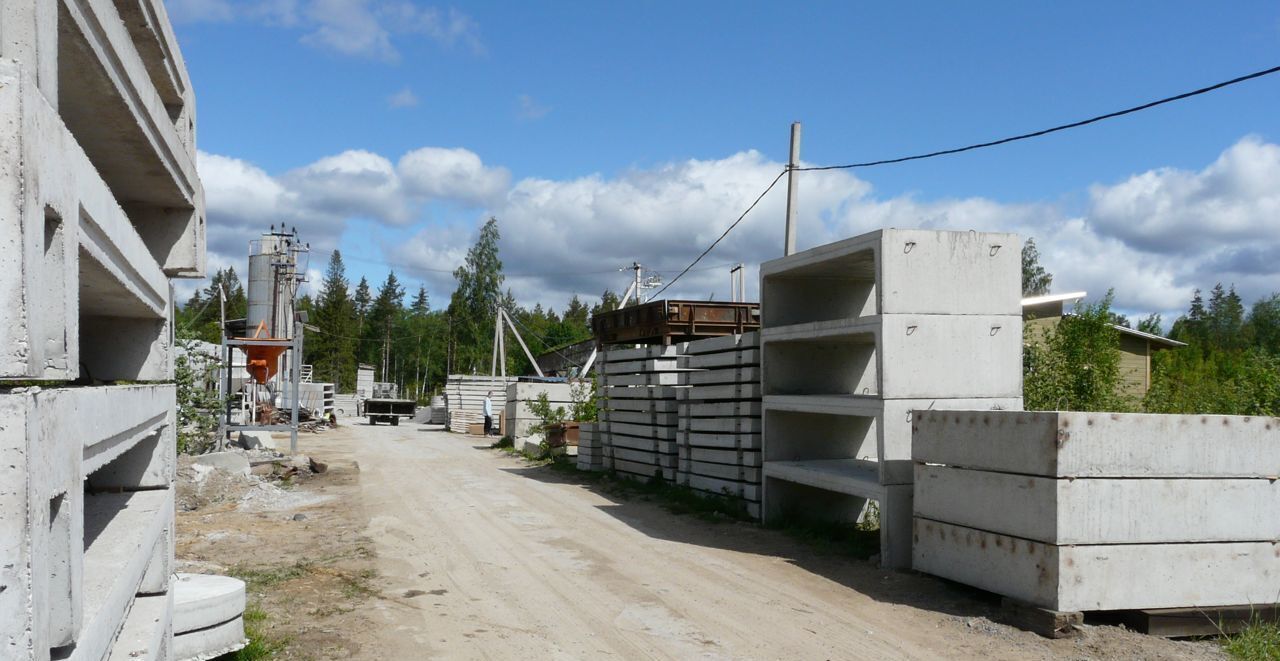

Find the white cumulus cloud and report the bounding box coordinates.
[193,137,1280,326]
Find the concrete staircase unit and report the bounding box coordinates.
[0,0,205,658]
[759,229,1022,568]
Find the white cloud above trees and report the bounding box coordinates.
[192,137,1280,322]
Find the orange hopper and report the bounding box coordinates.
[242,321,288,383]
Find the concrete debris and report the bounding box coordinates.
[193,452,251,478]
[237,431,276,451]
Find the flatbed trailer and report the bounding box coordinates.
[364,398,415,425]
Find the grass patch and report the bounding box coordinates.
[229,560,313,591]
[490,435,514,449]
[1223,618,1280,660]
[218,604,288,660]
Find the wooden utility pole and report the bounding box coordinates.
[784,121,801,256]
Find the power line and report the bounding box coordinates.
[797,64,1280,172]
[651,64,1280,299]
[651,169,788,298]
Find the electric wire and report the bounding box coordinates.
[797,64,1280,172]
[653,64,1280,297]
[650,168,788,299]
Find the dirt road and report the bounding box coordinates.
[292,421,1220,660]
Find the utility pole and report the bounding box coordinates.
[730,263,745,302]
[784,121,801,256]
[633,262,643,304]
[382,317,390,381]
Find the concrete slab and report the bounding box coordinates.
[912,518,1280,612]
[913,410,1280,478]
[682,367,761,386]
[678,417,761,433]
[686,349,760,369]
[915,464,1280,544]
[673,383,762,401]
[80,489,172,661]
[105,591,172,661]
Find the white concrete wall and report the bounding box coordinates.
[1,0,202,657]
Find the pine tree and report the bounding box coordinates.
[352,276,372,335]
[310,251,357,390]
[411,285,429,314]
[1137,313,1163,335]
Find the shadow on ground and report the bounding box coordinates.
[497,459,1003,624]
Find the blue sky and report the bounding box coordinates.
[170,0,1280,322]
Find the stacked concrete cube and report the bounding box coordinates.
[596,344,691,481]
[759,229,1022,568]
[504,381,573,439]
[675,332,763,517]
[912,411,1280,612]
[0,0,205,658]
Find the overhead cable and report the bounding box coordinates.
[796,64,1280,172]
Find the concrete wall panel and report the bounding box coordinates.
[913,410,1280,478]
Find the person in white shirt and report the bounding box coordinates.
[483,391,494,436]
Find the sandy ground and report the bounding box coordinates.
[255,420,1224,661]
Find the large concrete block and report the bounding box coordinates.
[761,229,1020,326]
[915,464,1280,544]
[913,410,1280,478]
[913,519,1280,612]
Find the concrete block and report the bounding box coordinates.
[600,372,685,387]
[678,417,761,433]
[678,460,759,483]
[684,432,761,449]
[602,409,678,426]
[916,465,1280,545]
[678,446,761,466]
[600,344,683,361]
[683,332,758,354]
[172,574,245,635]
[602,385,679,400]
[601,421,676,440]
[673,383,762,401]
[600,358,686,374]
[678,401,761,417]
[912,519,1280,612]
[913,410,1280,478]
[236,431,276,451]
[682,366,760,386]
[600,397,678,413]
[191,452,250,478]
[686,348,759,369]
[761,229,1020,326]
[686,474,760,500]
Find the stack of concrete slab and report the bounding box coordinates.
[445,375,517,433]
[676,333,763,516]
[576,422,604,471]
[912,410,1280,614]
[760,229,1022,568]
[596,345,691,481]
[505,381,573,438]
[1,0,212,656]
